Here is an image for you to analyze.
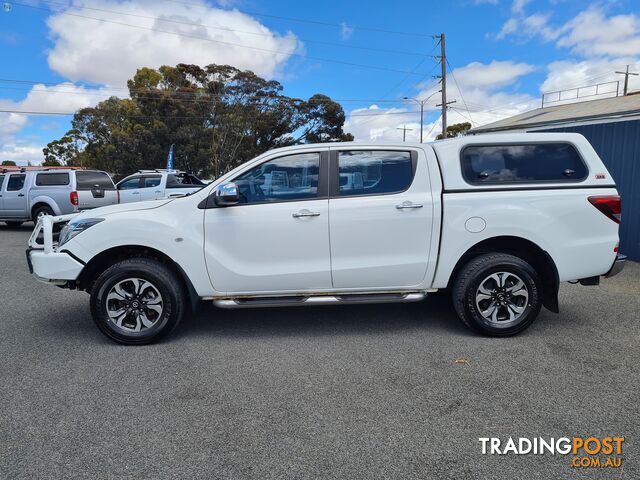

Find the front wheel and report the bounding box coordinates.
[90,258,186,345]
[452,253,542,336]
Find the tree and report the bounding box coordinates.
[44,64,353,177]
[1,160,16,166]
[436,122,472,140]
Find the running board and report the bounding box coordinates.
[213,292,426,309]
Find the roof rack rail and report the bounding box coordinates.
[0,166,86,173]
[137,168,181,173]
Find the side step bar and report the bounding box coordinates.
[213,292,426,309]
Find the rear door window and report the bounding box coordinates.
[75,171,116,190]
[461,143,588,184]
[337,150,414,196]
[143,176,162,188]
[7,174,26,191]
[118,176,142,190]
[35,172,70,186]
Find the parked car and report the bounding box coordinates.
[27,133,624,344]
[116,169,205,203]
[0,168,117,226]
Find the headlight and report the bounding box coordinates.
[58,218,104,246]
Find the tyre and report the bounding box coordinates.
[4,221,24,227]
[452,253,541,336]
[90,258,186,345]
[32,204,54,221]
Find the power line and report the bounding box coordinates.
[36,0,432,58]
[13,2,437,78]
[159,0,438,38]
[446,57,474,126]
[0,108,424,118]
[0,80,423,110]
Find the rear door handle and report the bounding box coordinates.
[292,209,321,218]
[396,202,423,209]
[132,191,140,195]
[18,193,25,197]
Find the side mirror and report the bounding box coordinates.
[214,182,240,206]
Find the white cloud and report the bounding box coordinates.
[556,7,640,57]
[448,60,536,90]
[340,22,354,40]
[511,0,531,14]
[0,83,109,165]
[46,0,302,86]
[345,105,423,142]
[346,60,538,141]
[541,58,640,101]
[495,6,640,58]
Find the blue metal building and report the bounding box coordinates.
[471,94,640,261]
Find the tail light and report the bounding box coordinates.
[116,190,120,204]
[588,195,621,224]
[70,191,79,206]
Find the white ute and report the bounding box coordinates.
[27,133,625,345]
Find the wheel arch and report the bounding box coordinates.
[446,235,560,313]
[76,244,199,311]
[30,198,59,219]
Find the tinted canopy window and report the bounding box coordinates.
[76,171,115,190]
[234,153,320,204]
[35,173,69,186]
[338,151,413,196]
[462,143,588,184]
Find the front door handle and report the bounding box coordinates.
[132,191,140,195]
[18,193,25,197]
[292,209,321,218]
[396,201,423,209]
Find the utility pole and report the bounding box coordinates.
[615,65,639,96]
[435,33,455,139]
[396,125,413,142]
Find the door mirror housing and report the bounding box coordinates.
[214,182,240,206]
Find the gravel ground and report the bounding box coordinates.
[1,224,638,479]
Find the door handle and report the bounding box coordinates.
[18,193,25,197]
[155,190,162,193]
[292,209,321,218]
[132,191,140,195]
[396,202,423,209]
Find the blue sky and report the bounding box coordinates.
[1,0,640,164]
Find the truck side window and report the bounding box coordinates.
[337,151,413,196]
[143,176,162,188]
[461,143,588,184]
[234,153,320,204]
[118,177,141,190]
[7,174,26,191]
[35,173,70,186]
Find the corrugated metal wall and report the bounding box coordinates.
[540,119,640,261]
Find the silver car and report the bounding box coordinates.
[0,168,118,226]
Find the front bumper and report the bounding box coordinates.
[26,214,83,283]
[605,253,626,278]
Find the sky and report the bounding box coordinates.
[1,0,640,165]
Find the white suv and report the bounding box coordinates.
[116,169,205,203]
[27,133,624,344]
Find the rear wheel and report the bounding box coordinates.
[4,221,24,227]
[90,258,186,345]
[32,205,54,221]
[452,253,541,336]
